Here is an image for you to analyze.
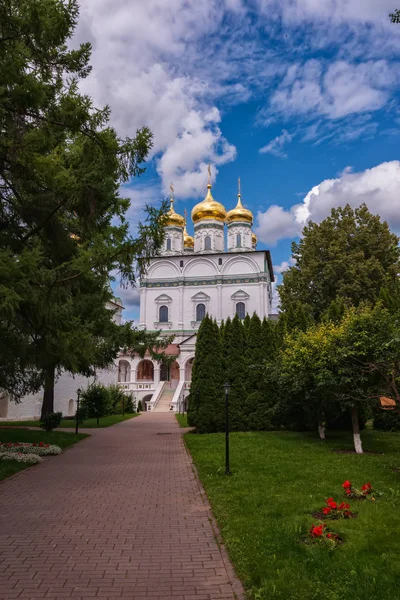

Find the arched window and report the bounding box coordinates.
[218,258,222,265]
[180,260,183,268]
[118,360,131,383]
[166,238,172,251]
[204,236,211,250]
[137,360,154,381]
[236,302,245,320]
[159,305,169,323]
[236,233,241,247]
[196,303,206,321]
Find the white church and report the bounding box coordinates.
[0,175,274,419]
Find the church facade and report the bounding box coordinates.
[0,178,274,420]
[117,179,274,412]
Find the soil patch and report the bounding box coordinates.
[312,510,357,520]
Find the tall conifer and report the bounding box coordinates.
[187,315,224,432]
[224,314,247,431]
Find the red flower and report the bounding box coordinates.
[312,525,324,537]
[338,502,346,510]
[344,511,351,517]
[361,483,372,492]
[342,480,352,489]
[326,533,333,539]
[345,489,351,496]
[322,507,331,515]
[328,500,337,509]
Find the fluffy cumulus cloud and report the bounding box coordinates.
[259,130,293,157]
[74,0,243,199]
[72,0,400,202]
[255,161,400,245]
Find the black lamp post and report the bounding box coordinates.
[75,388,82,434]
[223,381,231,475]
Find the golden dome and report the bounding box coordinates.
[252,232,257,246]
[165,197,185,228]
[226,193,253,225]
[191,184,227,224]
[183,224,194,248]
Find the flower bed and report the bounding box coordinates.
[0,442,62,456]
[342,480,379,500]
[312,497,356,520]
[0,452,43,464]
[305,522,343,547]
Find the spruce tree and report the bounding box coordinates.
[224,314,247,431]
[187,316,224,432]
[261,317,279,361]
[246,313,263,393]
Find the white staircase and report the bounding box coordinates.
[153,387,175,412]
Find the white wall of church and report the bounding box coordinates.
[140,251,271,331]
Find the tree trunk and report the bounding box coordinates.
[351,405,363,454]
[41,365,55,418]
[318,417,326,440]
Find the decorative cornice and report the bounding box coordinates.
[227,221,252,229]
[164,226,184,232]
[141,274,269,288]
[193,222,224,231]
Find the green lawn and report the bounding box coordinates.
[0,429,88,482]
[1,413,138,429]
[185,429,400,600]
[175,414,188,428]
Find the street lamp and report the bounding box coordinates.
[75,388,82,434]
[223,381,231,475]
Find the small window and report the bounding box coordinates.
[159,305,168,323]
[166,238,172,251]
[204,236,211,250]
[196,303,206,322]
[180,260,184,268]
[218,258,222,265]
[236,233,241,247]
[236,302,245,320]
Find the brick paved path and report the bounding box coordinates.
[0,413,243,600]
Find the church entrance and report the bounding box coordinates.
[160,361,180,382]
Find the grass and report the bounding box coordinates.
[1,413,138,429]
[185,429,400,600]
[0,429,88,482]
[175,413,188,428]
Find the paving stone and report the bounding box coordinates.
[0,414,243,599]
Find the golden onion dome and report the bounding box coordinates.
[165,197,185,228]
[226,193,253,225]
[183,224,194,248]
[191,184,227,224]
[252,232,257,246]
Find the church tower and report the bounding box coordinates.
[226,178,254,252]
[162,186,185,255]
[191,166,227,253]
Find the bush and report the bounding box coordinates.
[137,400,143,412]
[373,410,400,432]
[80,384,111,419]
[108,384,133,414]
[40,412,62,431]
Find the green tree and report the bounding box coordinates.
[279,205,400,321]
[390,9,400,22]
[0,0,167,409]
[224,314,247,431]
[246,313,263,393]
[187,315,224,432]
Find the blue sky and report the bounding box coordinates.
[74,0,400,321]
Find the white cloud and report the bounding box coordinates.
[259,129,293,158]
[254,205,302,246]
[255,161,400,246]
[267,59,396,123]
[74,0,240,199]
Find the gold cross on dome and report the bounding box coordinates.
[238,177,241,196]
[207,164,212,186]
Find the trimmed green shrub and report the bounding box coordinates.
[374,410,400,432]
[40,411,62,431]
[80,384,111,419]
[188,315,224,433]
